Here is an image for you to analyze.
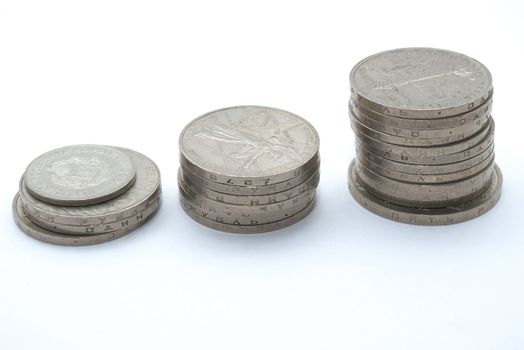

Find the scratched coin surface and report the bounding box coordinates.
[180,106,320,186]
[24,145,136,206]
[350,48,493,118]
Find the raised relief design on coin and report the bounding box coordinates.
[24,145,136,206]
[180,106,319,179]
[350,48,493,118]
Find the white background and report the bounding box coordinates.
[1,1,523,349]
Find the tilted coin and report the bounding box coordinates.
[355,119,494,165]
[350,48,493,118]
[13,193,160,246]
[355,142,494,175]
[180,197,316,234]
[179,167,319,206]
[355,159,494,208]
[349,93,493,130]
[350,105,491,145]
[180,157,320,196]
[356,147,495,184]
[179,106,320,186]
[24,145,137,206]
[19,148,161,228]
[348,160,502,225]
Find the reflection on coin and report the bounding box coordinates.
[13,193,160,246]
[348,161,502,225]
[179,106,320,186]
[24,145,136,206]
[350,48,493,118]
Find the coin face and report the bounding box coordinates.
[180,106,320,182]
[350,48,493,118]
[24,145,136,206]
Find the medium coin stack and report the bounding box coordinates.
[347,48,502,225]
[178,105,320,233]
[13,145,161,245]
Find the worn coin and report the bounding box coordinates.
[348,160,502,225]
[350,48,493,118]
[179,106,320,186]
[24,145,137,206]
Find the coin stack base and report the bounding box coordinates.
[178,106,320,234]
[348,48,502,225]
[13,145,161,246]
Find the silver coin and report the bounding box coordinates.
[13,193,160,246]
[355,119,494,165]
[355,159,494,208]
[24,145,137,206]
[356,147,495,184]
[180,197,316,234]
[179,166,319,206]
[349,95,493,131]
[350,48,493,119]
[19,148,161,227]
[180,157,320,196]
[350,104,491,145]
[22,189,161,235]
[179,190,314,225]
[179,106,320,186]
[179,177,315,217]
[348,160,502,225]
[355,142,494,175]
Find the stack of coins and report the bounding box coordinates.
[347,48,502,225]
[178,106,320,233]
[13,145,161,245]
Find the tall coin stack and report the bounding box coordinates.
[347,48,502,225]
[178,106,320,233]
[13,145,161,245]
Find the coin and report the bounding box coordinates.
[350,48,493,118]
[355,159,494,208]
[180,157,320,196]
[179,106,320,186]
[13,193,160,246]
[179,167,319,206]
[350,97,492,134]
[24,145,137,206]
[180,197,316,234]
[18,147,161,228]
[356,147,495,184]
[355,142,494,175]
[348,160,502,225]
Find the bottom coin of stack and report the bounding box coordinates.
[13,145,161,246]
[178,105,321,233]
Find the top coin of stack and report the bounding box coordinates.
[347,48,502,225]
[13,145,161,245]
[178,105,320,233]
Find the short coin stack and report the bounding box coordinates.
[178,106,320,233]
[13,145,161,245]
[347,48,502,225]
